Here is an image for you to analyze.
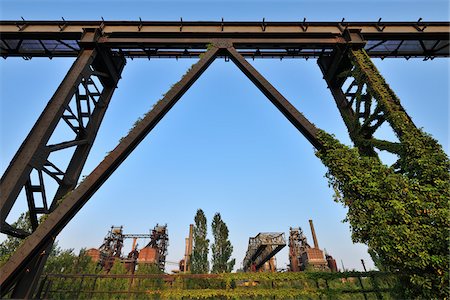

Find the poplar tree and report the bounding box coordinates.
[191,209,209,273]
[211,213,235,273]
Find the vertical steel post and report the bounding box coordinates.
[0,45,219,295]
[0,49,97,227]
[6,47,126,298]
[318,47,418,158]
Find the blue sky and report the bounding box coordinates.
[0,0,449,272]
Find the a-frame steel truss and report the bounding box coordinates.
[0,21,449,298]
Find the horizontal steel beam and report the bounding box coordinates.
[1,20,448,35]
[1,20,448,58]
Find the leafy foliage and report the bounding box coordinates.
[42,271,398,299]
[211,213,235,273]
[315,48,450,299]
[0,212,31,266]
[191,209,210,274]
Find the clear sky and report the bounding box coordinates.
[0,0,449,272]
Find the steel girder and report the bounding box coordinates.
[318,46,417,163]
[0,43,125,297]
[243,232,287,271]
[0,40,325,296]
[0,20,449,58]
[0,25,448,295]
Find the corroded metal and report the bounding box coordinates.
[243,232,286,271]
[1,20,449,58]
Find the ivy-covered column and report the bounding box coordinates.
[316,48,450,299]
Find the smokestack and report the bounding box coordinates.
[309,219,319,249]
[132,237,138,251]
[184,237,189,273]
[184,224,194,272]
[188,224,193,256]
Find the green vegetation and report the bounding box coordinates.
[191,209,210,274]
[0,212,31,267]
[315,48,450,299]
[211,213,235,273]
[39,271,399,299]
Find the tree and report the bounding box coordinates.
[211,213,235,273]
[191,209,209,274]
[0,212,32,266]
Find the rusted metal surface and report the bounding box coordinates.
[0,20,448,296]
[243,232,286,271]
[288,223,330,272]
[3,48,126,298]
[309,219,320,249]
[318,47,417,160]
[143,224,169,271]
[288,227,309,272]
[0,49,97,229]
[1,20,448,58]
[0,46,219,295]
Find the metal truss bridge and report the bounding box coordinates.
[0,20,449,298]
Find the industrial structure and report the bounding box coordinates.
[288,220,337,272]
[179,224,194,273]
[243,232,286,272]
[0,19,448,297]
[86,224,168,273]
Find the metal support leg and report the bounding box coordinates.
[318,47,414,159]
[0,49,97,230]
[0,45,219,294]
[3,48,126,298]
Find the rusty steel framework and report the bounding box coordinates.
[97,226,126,272]
[94,224,168,273]
[0,20,449,298]
[288,227,310,272]
[242,233,286,272]
[144,224,169,271]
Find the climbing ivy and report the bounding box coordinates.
[315,49,449,299]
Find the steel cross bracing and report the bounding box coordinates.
[243,233,286,271]
[0,34,126,297]
[0,20,448,297]
[0,20,449,59]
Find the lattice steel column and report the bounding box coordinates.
[318,46,416,161]
[11,48,125,298]
[0,36,126,296]
[0,45,218,296]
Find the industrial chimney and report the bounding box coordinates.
[309,219,319,249]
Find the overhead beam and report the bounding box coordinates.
[1,20,448,58]
[1,20,448,35]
